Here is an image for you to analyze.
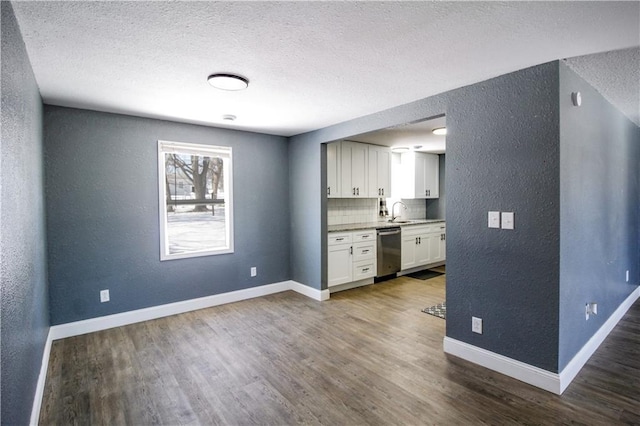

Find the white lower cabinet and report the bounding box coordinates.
[328,229,376,288]
[401,224,446,271]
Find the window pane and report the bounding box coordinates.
[159,141,233,260]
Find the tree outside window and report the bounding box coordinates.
[158,140,233,260]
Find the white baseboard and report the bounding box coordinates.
[558,285,640,393]
[30,329,53,426]
[50,280,326,340]
[443,337,562,394]
[444,285,640,395]
[289,280,330,301]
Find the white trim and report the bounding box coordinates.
[443,337,562,394]
[444,285,640,395]
[49,280,327,340]
[157,140,234,261]
[289,280,330,301]
[30,329,53,426]
[558,285,640,393]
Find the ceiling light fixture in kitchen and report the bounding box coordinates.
[432,127,447,135]
[222,114,237,121]
[207,73,249,91]
[391,147,410,153]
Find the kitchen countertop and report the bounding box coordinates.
[328,219,445,232]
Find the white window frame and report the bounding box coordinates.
[158,140,234,261]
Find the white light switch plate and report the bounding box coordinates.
[100,289,110,303]
[488,211,500,229]
[501,212,514,230]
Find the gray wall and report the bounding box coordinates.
[44,106,290,325]
[426,154,446,220]
[288,138,324,289]
[291,62,562,371]
[558,62,640,369]
[1,3,50,424]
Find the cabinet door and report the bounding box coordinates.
[423,153,439,199]
[427,232,442,263]
[367,146,391,198]
[413,153,427,198]
[401,235,418,270]
[341,141,367,197]
[415,233,430,265]
[327,142,340,198]
[328,244,352,287]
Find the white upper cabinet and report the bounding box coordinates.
[326,141,391,199]
[397,152,440,199]
[367,145,392,198]
[340,141,368,198]
[326,142,340,198]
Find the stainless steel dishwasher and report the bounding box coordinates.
[376,227,401,277]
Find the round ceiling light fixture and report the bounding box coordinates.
[207,73,249,91]
[432,127,447,136]
[391,146,410,153]
[222,114,237,121]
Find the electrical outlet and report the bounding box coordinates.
[251,267,257,277]
[585,302,597,320]
[100,289,110,303]
[472,316,483,334]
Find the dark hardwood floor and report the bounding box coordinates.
[39,274,640,425]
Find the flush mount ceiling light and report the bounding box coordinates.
[391,147,410,153]
[432,127,447,136]
[207,73,249,91]
[222,114,237,121]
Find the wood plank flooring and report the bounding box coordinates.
[39,274,640,425]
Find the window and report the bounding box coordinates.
[158,140,233,260]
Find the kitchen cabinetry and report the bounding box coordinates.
[340,141,368,197]
[326,142,340,198]
[326,141,391,199]
[328,230,376,287]
[367,145,392,198]
[397,152,439,199]
[400,224,446,270]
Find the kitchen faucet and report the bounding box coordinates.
[390,201,407,222]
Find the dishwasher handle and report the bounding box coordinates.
[377,228,401,236]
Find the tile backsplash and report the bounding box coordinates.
[327,199,378,225]
[327,198,427,225]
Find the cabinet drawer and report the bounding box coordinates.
[353,230,375,242]
[353,260,376,281]
[402,225,429,236]
[353,241,375,262]
[328,233,352,246]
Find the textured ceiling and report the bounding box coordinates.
[11,1,640,136]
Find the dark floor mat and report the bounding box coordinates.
[406,269,444,280]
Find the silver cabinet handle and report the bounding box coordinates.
[350,246,353,255]
[362,235,369,239]
[352,188,356,195]
[336,237,344,241]
[362,267,369,272]
[357,188,360,196]
[327,187,330,196]
[362,249,369,253]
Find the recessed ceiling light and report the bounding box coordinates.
[207,74,249,91]
[222,114,237,121]
[391,147,410,153]
[432,127,447,136]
